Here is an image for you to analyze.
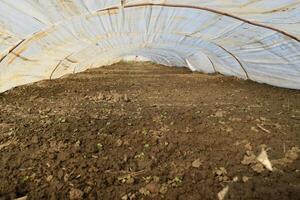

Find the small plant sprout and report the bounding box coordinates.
[174,176,182,183]
[96,143,103,151]
[142,128,148,135]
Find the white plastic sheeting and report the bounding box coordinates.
[0,0,299,92]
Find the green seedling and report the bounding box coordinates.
[142,128,148,135]
[96,143,103,151]
[168,176,183,187]
[22,176,29,182]
[174,176,182,184]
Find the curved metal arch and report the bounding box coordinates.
[99,3,299,42]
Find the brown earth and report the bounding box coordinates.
[0,62,299,200]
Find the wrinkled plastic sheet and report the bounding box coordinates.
[0,0,299,92]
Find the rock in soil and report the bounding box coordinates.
[192,158,202,168]
[69,188,83,200]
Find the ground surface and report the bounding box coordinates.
[0,62,299,200]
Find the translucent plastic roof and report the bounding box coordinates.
[0,0,299,92]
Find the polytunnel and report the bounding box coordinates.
[0,0,300,92]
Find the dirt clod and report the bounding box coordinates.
[145,182,160,194]
[69,188,83,200]
[242,176,249,183]
[159,184,168,194]
[192,159,202,168]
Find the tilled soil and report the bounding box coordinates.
[0,62,299,200]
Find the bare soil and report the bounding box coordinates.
[0,62,299,200]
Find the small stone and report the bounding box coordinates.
[84,186,92,194]
[274,123,281,129]
[246,150,253,156]
[226,127,233,132]
[129,193,136,200]
[75,174,81,179]
[75,140,81,147]
[123,140,130,146]
[64,173,69,182]
[286,147,300,160]
[260,117,267,121]
[97,93,105,100]
[241,154,256,165]
[192,159,202,168]
[126,176,135,184]
[251,163,265,173]
[124,94,130,102]
[31,136,39,144]
[139,187,150,196]
[244,143,252,151]
[116,139,123,147]
[121,194,129,200]
[219,121,225,125]
[251,127,259,132]
[231,117,242,122]
[69,188,83,200]
[242,176,249,183]
[233,176,238,182]
[159,184,168,194]
[121,192,136,200]
[46,175,53,182]
[215,111,225,117]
